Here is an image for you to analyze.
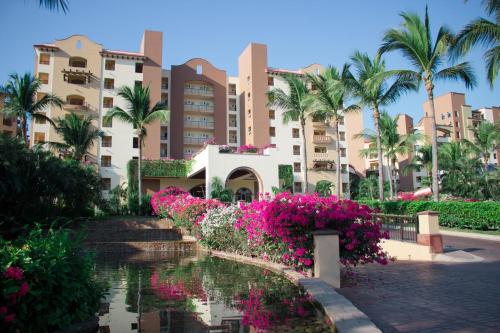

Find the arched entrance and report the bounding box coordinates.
[189,184,206,198]
[225,167,262,202]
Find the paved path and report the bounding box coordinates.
[338,236,500,333]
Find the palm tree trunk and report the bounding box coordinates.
[392,158,398,197]
[138,136,143,215]
[300,120,308,193]
[386,156,393,199]
[21,116,28,146]
[333,118,341,198]
[373,106,385,201]
[425,79,440,202]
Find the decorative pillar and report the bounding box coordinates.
[416,211,443,253]
[313,230,340,288]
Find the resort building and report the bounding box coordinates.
[30,30,365,199]
[0,94,16,137]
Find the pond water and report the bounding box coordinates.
[95,252,333,333]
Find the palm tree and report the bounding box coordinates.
[452,0,499,88]
[464,121,500,167]
[379,7,477,201]
[357,112,422,198]
[349,52,418,200]
[0,73,63,145]
[48,113,103,161]
[306,65,358,198]
[268,74,314,192]
[403,144,433,185]
[104,85,168,212]
[35,0,69,12]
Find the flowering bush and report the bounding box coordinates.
[237,192,388,269]
[151,186,188,218]
[237,144,258,153]
[1,267,29,330]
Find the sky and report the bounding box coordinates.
[1,0,498,129]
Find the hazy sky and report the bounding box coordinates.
[1,0,498,129]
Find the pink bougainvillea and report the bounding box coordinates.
[1,266,29,328]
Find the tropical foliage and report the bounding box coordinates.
[464,121,500,167]
[379,6,477,201]
[0,73,63,145]
[315,180,334,197]
[104,85,169,213]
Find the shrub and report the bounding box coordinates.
[315,180,334,197]
[0,227,103,333]
[0,135,101,237]
[359,199,500,230]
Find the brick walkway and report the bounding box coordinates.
[338,236,500,333]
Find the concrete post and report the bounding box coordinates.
[313,230,340,288]
[416,211,443,253]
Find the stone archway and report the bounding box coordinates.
[225,167,263,201]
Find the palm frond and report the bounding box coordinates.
[38,0,69,13]
[434,62,477,89]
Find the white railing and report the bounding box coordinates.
[184,120,214,129]
[184,104,214,112]
[314,152,329,159]
[313,135,332,143]
[184,137,206,145]
[184,88,214,97]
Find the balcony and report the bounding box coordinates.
[184,120,215,129]
[183,153,192,159]
[313,135,332,144]
[63,102,94,112]
[229,105,237,111]
[313,152,329,159]
[184,87,214,97]
[184,137,206,145]
[312,121,327,128]
[62,69,92,84]
[184,104,214,113]
[229,121,237,128]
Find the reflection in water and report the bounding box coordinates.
[95,252,333,333]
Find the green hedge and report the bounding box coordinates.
[359,200,500,230]
[278,165,293,191]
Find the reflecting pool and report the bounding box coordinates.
[95,252,333,333]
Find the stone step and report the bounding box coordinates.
[83,229,182,242]
[83,240,197,253]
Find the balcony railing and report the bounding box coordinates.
[312,121,327,128]
[160,133,168,141]
[184,88,214,97]
[184,120,215,129]
[313,152,329,159]
[184,137,206,145]
[183,153,192,159]
[229,121,237,128]
[63,102,95,112]
[229,105,237,111]
[313,135,332,144]
[184,104,214,113]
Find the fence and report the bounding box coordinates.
[371,213,419,243]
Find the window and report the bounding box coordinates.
[102,136,112,147]
[67,95,84,106]
[293,145,300,155]
[104,78,114,89]
[228,83,236,95]
[454,111,458,117]
[135,80,142,88]
[247,126,252,135]
[294,182,302,193]
[34,132,45,144]
[229,115,237,127]
[196,64,202,75]
[342,183,348,192]
[441,114,445,120]
[35,113,47,124]
[292,128,300,138]
[314,130,326,136]
[416,176,422,183]
[101,178,111,191]
[39,53,50,65]
[102,116,112,128]
[340,148,346,157]
[247,92,251,100]
[456,132,460,139]
[315,146,327,153]
[101,155,111,167]
[247,109,251,117]
[269,127,276,137]
[69,57,87,68]
[103,97,113,108]
[339,116,344,125]
[235,188,253,202]
[339,131,346,141]
[133,137,139,148]
[493,153,497,160]
[269,109,275,120]
[135,62,143,73]
[310,83,317,91]
[162,78,169,89]
[268,76,274,86]
[447,112,451,118]
[39,73,49,84]
[161,93,168,105]
[293,162,301,173]
[105,60,115,70]
[455,121,459,128]
[341,164,347,173]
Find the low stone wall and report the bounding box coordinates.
[201,248,381,333]
[381,239,435,261]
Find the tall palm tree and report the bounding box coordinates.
[268,74,314,192]
[379,7,477,201]
[306,65,358,198]
[464,121,500,167]
[48,113,103,161]
[452,0,499,88]
[357,112,422,198]
[36,0,69,12]
[349,51,418,200]
[104,85,168,211]
[0,73,63,145]
[403,144,433,185]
